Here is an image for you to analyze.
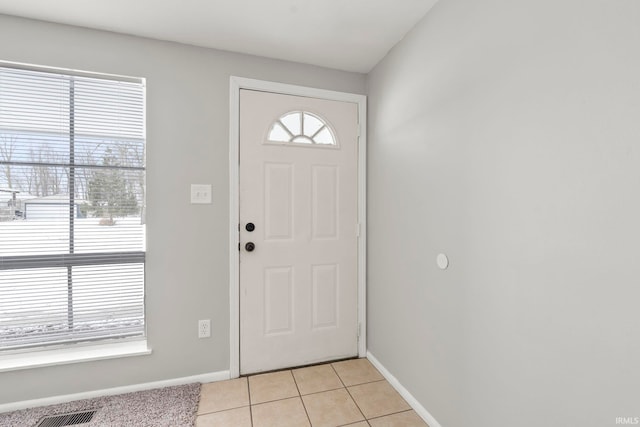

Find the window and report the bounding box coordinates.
[0,64,146,351]
[268,111,336,145]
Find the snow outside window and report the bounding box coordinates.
[0,64,146,351]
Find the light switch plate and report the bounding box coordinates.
[191,184,212,204]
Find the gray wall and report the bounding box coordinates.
[0,14,365,404]
[367,1,640,426]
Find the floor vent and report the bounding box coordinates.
[36,410,97,427]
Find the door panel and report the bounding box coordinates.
[264,163,293,240]
[239,89,358,374]
[264,266,293,335]
[312,165,339,239]
[311,264,339,329]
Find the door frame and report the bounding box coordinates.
[229,77,367,378]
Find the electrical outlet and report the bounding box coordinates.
[198,319,211,338]
[191,184,212,204]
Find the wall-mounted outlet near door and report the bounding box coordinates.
[191,184,212,204]
[198,319,211,338]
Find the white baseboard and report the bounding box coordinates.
[0,370,230,414]
[367,351,442,427]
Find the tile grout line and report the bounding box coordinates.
[330,362,368,423]
[336,421,371,427]
[246,372,302,406]
[298,385,346,398]
[366,408,415,423]
[339,383,368,423]
[341,422,373,427]
[246,376,254,427]
[350,372,416,424]
[334,359,408,423]
[240,360,401,426]
[330,362,348,389]
[194,404,250,417]
[336,417,373,427]
[290,369,313,427]
[196,379,254,423]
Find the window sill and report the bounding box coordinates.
[0,340,151,373]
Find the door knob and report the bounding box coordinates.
[245,223,255,232]
[245,242,255,252]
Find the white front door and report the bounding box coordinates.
[239,89,359,374]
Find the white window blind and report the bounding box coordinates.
[0,64,146,351]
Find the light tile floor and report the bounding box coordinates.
[196,358,429,427]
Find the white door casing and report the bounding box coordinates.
[239,89,358,374]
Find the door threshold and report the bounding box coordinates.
[240,356,360,377]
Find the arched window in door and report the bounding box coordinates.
[267,111,336,146]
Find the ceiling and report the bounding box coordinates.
[0,0,439,73]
